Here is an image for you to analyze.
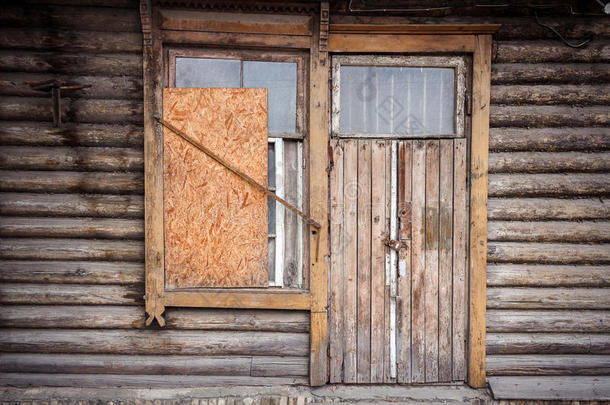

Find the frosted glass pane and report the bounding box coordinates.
[244,61,297,134]
[175,57,240,88]
[339,66,455,135]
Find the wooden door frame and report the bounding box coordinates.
[326,26,497,388]
[142,0,496,387]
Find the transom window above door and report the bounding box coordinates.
[332,55,467,138]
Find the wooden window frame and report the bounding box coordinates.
[331,54,467,139]
[141,0,496,388]
[140,1,329,386]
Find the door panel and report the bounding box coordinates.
[329,138,467,384]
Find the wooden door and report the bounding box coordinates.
[329,138,467,384]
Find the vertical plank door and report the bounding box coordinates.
[328,138,467,384]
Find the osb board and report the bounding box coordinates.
[163,88,268,288]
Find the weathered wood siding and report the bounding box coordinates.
[485,16,610,377]
[0,0,309,387]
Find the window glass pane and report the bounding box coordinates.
[339,66,455,135]
[175,57,240,88]
[268,143,275,189]
[244,61,297,134]
[268,195,275,234]
[267,237,275,283]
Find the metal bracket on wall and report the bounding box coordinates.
[25,79,90,127]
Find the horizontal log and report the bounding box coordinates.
[0,29,141,53]
[0,353,254,376]
[488,221,610,243]
[0,373,307,388]
[0,50,141,76]
[0,122,143,147]
[0,193,143,218]
[0,283,143,305]
[489,174,610,197]
[1,5,140,32]
[488,198,610,221]
[487,264,610,287]
[0,171,143,194]
[0,305,144,329]
[489,152,610,173]
[0,329,309,356]
[0,238,144,261]
[0,97,143,124]
[487,309,610,333]
[488,242,610,264]
[488,376,610,401]
[495,40,610,63]
[491,63,610,85]
[0,260,143,284]
[491,85,610,106]
[164,308,310,332]
[490,105,609,128]
[0,73,142,100]
[489,128,610,152]
[0,146,143,172]
[0,217,143,239]
[487,355,610,376]
[487,333,610,354]
[488,287,610,310]
[0,306,309,332]
[251,356,309,377]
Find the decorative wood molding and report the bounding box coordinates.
[154,0,319,14]
[140,0,153,48]
[319,1,329,63]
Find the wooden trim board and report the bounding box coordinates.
[164,290,311,310]
[468,34,492,388]
[328,34,476,53]
[330,24,500,35]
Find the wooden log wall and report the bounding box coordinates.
[0,0,609,389]
[0,0,309,388]
[485,11,610,378]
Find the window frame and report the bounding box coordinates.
[331,55,467,139]
[166,47,309,289]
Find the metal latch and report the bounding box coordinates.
[384,238,402,251]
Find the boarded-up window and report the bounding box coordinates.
[163,88,269,288]
[168,49,308,288]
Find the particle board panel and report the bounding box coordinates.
[163,88,268,288]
